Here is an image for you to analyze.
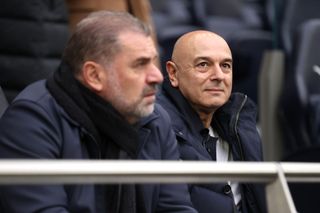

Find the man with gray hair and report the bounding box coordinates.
[0,11,197,213]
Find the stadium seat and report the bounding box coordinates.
[0,0,69,102]
[284,145,320,213]
[279,19,320,154]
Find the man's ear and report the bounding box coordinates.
[166,61,179,87]
[81,61,104,92]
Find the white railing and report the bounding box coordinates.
[0,161,319,212]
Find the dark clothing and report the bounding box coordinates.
[0,86,8,117]
[0,64,197,213]
[309,95,320,145]
[46,62,141,161]
[0,0,69,102]
[157,78,266,213]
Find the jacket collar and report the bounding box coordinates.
[161,78,249,141]
[162,77,205,137]
[135,104,162,156]
[212,93,248,141]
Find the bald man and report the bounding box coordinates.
[157,30,266,213]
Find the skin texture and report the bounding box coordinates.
[167,30,233,128]
[80,31,163,124]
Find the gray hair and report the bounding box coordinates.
[62,11,151,74]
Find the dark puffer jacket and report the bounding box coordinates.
[0,80,197,213]
[157,79,267,213]
[0,0,69,102]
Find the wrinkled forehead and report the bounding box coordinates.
[173,32,232,64]
[111,31,158,65]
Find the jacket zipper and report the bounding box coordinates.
[234,95,247,161]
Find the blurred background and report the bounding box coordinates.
[0,0,320,211]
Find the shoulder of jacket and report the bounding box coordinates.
[13,80,80,128]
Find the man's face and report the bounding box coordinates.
[100,32,163,124]
[170,33,233,114]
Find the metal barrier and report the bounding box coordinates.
[0,160,320,212]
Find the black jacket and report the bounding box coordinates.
[0,80,197,213]
[157,79,266,213]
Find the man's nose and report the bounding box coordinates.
[147,64,164,84]
[210,64,225,80]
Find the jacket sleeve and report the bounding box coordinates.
[0,100,71,213]
[154,104,198,213]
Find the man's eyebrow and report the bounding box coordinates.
[223,58,233,63]
[193,56,211,62]
[131,57,149,67]
[136,57,151,62]
[193,56,233,64]
[137,53,158,61]
[133,55,158,65]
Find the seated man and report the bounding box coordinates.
[157,30,266,213]
[0,11,197,213]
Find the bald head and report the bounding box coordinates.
[171,30,231,66]
[166,30,233,124]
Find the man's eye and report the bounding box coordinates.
[195,61,210,72]
[197,62,208,67]
[137,62,146,67]
[222,63,232,69]
[133,59,149,68]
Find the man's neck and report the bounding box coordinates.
[197,111,214,128]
